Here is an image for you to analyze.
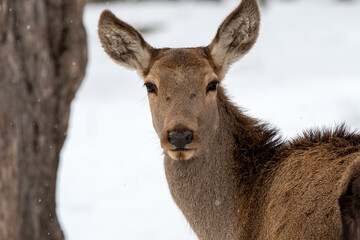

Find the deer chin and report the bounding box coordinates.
[167,149,196,161]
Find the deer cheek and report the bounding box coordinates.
[203,100,219,131]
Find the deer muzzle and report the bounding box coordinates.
[168,130,193,149]
[160,124,200,160]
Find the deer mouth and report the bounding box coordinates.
[172,148,193,152]
[167,148,196,161]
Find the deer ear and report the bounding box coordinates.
[208,0,260,74]
[98,10,153,72]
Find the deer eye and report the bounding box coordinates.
[206,80,219,92]
[144,83,158,94]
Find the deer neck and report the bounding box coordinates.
[163,88,276,239]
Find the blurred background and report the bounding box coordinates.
[57,0,360,239]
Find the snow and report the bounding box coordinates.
[57,1,360,240]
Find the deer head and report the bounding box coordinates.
[98,0,260,160]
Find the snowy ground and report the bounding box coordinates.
[58,0,360,239]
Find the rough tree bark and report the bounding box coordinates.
[0,0,87,239]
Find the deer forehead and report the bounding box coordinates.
[145,48,219,93]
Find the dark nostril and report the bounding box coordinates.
[168,130,193,149]
[184,131,193,144]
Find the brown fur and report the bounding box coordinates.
[98,0,360,239]
[339,170,360,240]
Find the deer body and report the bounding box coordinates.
[166,87,360,239]
[98,0,360,239]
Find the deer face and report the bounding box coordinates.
[98,0,260,160]
[144,48,220,160]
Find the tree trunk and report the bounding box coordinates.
[0,0,87,239]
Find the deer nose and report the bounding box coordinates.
[168,130,193,149]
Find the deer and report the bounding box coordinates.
[97,0,360,239]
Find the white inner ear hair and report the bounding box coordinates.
[104,28,150,70]
[211,14,258,69]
